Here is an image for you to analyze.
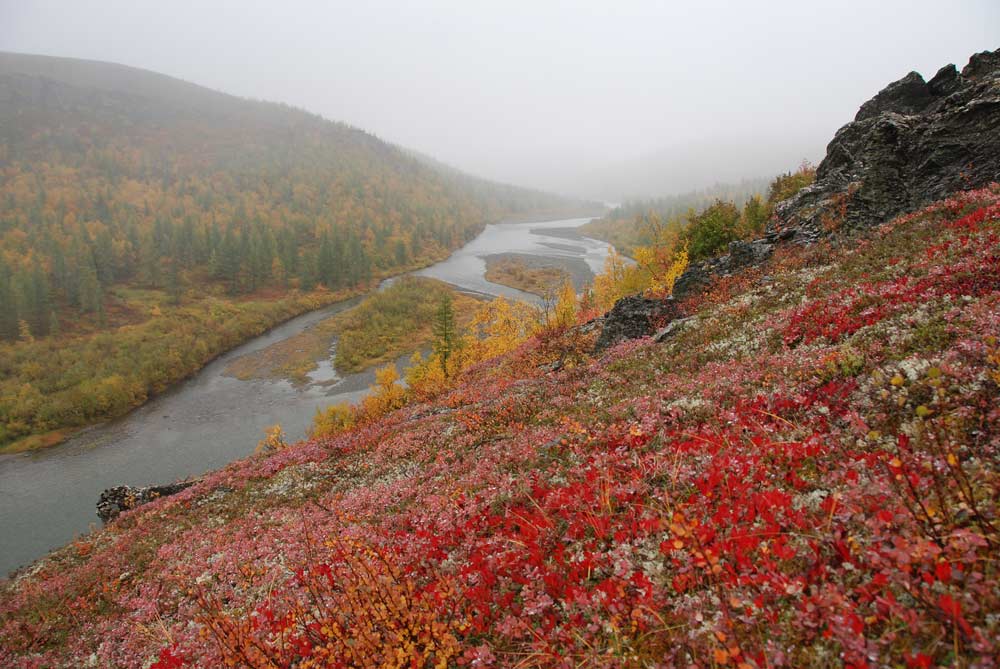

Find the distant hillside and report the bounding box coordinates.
[580,177,773,255]
[0,52,576,303]
[0,51,582,448]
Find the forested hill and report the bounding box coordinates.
[0,51,586,450]
[0,51,579,339]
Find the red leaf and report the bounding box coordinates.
[938,593,960,618]
[905,652,933,669]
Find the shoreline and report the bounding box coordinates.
[0,212,614,576]
[0,237,477,456]
[0,209,598,456]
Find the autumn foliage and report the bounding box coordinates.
[0,59,573,449]
[2,186,1000,668]
[194,536,466,668]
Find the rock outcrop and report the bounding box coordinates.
[594,49,1000,351]
[593,294,678,352]
[97,479,198,523]
[770,48,1000,238]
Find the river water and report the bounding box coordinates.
[0,216,610,575]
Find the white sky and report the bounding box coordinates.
[1,1,997,198]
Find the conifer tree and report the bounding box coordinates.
[432,295,457,378]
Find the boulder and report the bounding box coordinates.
[97,479,198,523]
[593,294,678,352]
[670,262,713,302]
[726,238,774,270]
[596,238,776,350]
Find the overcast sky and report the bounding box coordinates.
[1,1,997,198]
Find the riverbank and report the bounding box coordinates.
[0,242,479,455]
[0,211,607,454]
[0,287,359,454]
[224,277,482,383]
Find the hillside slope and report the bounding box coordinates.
[0,51,575,305]
[2,185,998,666]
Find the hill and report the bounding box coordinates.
[0,52,583,450]
[1,50,999,668]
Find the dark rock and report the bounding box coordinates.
[670,238,774,301]
[855,71,932,121]
[727,239,774,270]
[594,294,678,352]
[670,263,712,302]
[927,64,961,96]
[596,50,1000,354]
[596,239,774,350]
[97,479,198,523]
[771,49,1000,239]
[962,49,1000,80]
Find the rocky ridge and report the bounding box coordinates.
[773,48,1000,238]
[595,48,1000,351]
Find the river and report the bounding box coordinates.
[0,216,611,576]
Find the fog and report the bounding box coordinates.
[1,0,997,199]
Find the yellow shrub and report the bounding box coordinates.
[255,423,288,454]
[593,239,689,312]
[552,280,578,330]
[360,363,407,420]
[404,351,449,401]
[311,403,356,438]
[592,250,650,311]
[466,296,539,361]
[638,242,688,296]
[592,250,631,310]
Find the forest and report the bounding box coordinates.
[0,53,580,448]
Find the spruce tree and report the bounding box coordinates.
[432,295,457,379]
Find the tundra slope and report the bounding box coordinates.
[1,51,1000,668]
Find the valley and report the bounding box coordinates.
[0,51,593,451]
[0,215,612,577]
